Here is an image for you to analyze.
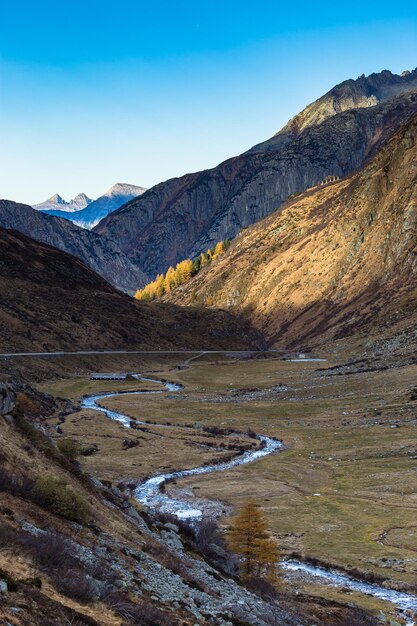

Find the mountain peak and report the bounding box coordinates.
[278,67,417,137]
[33,192,93,213]
[49,193,66,204]
[106,182,147,197]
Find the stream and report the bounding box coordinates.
[81,374,417,625]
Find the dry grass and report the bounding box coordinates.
[33,352,417,619]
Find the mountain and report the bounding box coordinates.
[33,192,93,212]
[0,227,262,352]
[94,69,417,278]
[0,199,148,294]
[165,109,417,354]
[38,183,146,229]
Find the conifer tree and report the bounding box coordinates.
[227,499,279,582]
[212,241,225,260]
[165,266,175,292]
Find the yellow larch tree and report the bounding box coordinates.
[227,499,279,582]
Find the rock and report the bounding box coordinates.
[96,71,417,277]
[164,522,179,533]
[0,580,8,593]
[0,383,15,416]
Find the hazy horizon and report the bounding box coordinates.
[1,0,416,205]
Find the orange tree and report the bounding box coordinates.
[227,499,279,582]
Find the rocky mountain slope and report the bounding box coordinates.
[0,227,263,352]
[41,183,146,229]
[95,69,417,278]
[34,192,93,212]
[165,109,417,353]
[0,199,148,294]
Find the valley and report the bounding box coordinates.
[2,65,417,625]
[32,349,417,624]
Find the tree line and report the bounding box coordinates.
[135,240,230,301]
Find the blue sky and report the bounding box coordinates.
[1,1,416,204]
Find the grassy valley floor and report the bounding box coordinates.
[37,351,417,621]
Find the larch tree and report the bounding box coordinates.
[227,499,279,582]
[212,241,225,260]
[165,266,176,292]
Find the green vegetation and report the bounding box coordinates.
[33,475,89,522]
[135,240,230,301]
[57,438,79,461]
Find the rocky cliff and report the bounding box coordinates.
[95,69,417,278]
[165,108,417,352]
[0,199,148,293]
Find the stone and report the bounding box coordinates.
[0,383,15,417]
[163,522,179,533]
[0,580,8,593]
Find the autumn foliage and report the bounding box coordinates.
[135,240,229,301]
[227,499,279,582]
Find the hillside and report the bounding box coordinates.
[0,200,148,294]
[95,69,417,277]
[165,109,417,354]
[0,227,262,353]
[40,183,146,229]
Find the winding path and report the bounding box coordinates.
[81,373,417,625]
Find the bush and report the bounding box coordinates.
[22,529,78,573]
[57,438,79,461]
[16,392,39,416]
[32,476,89,523]
[0,567,18,591]
[57,570,99,602]
[107,592,178,625]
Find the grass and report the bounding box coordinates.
[38,376,162,401]
[38,353,417,618]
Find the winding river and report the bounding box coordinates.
[81,374,417,625]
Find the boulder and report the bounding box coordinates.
[0,383,15,416]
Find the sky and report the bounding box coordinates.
[0,1,416,204]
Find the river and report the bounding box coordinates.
[81,374,417,625]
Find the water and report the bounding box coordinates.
[81,376,281,519]
[81,373,417,624]
[283,560,417,625]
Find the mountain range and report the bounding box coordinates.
[0,199,148,293]
[34,183,146,229]
[2,67,417,353]
[95,69,417,278]
[166,106,417,358]
[33,192,93,212]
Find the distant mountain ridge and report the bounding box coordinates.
[35,183,146,229]
[0,199,148,293]
[33,192,93,212]
[94,68,417,278]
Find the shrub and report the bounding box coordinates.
[57,438,79,461]
[57,570,99,602]
[0,567,18,591]
[107,592,178,625]
[22,529,78,573]
[0,522,17,550]
[32,476,89,522]
[16,392,40,416]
